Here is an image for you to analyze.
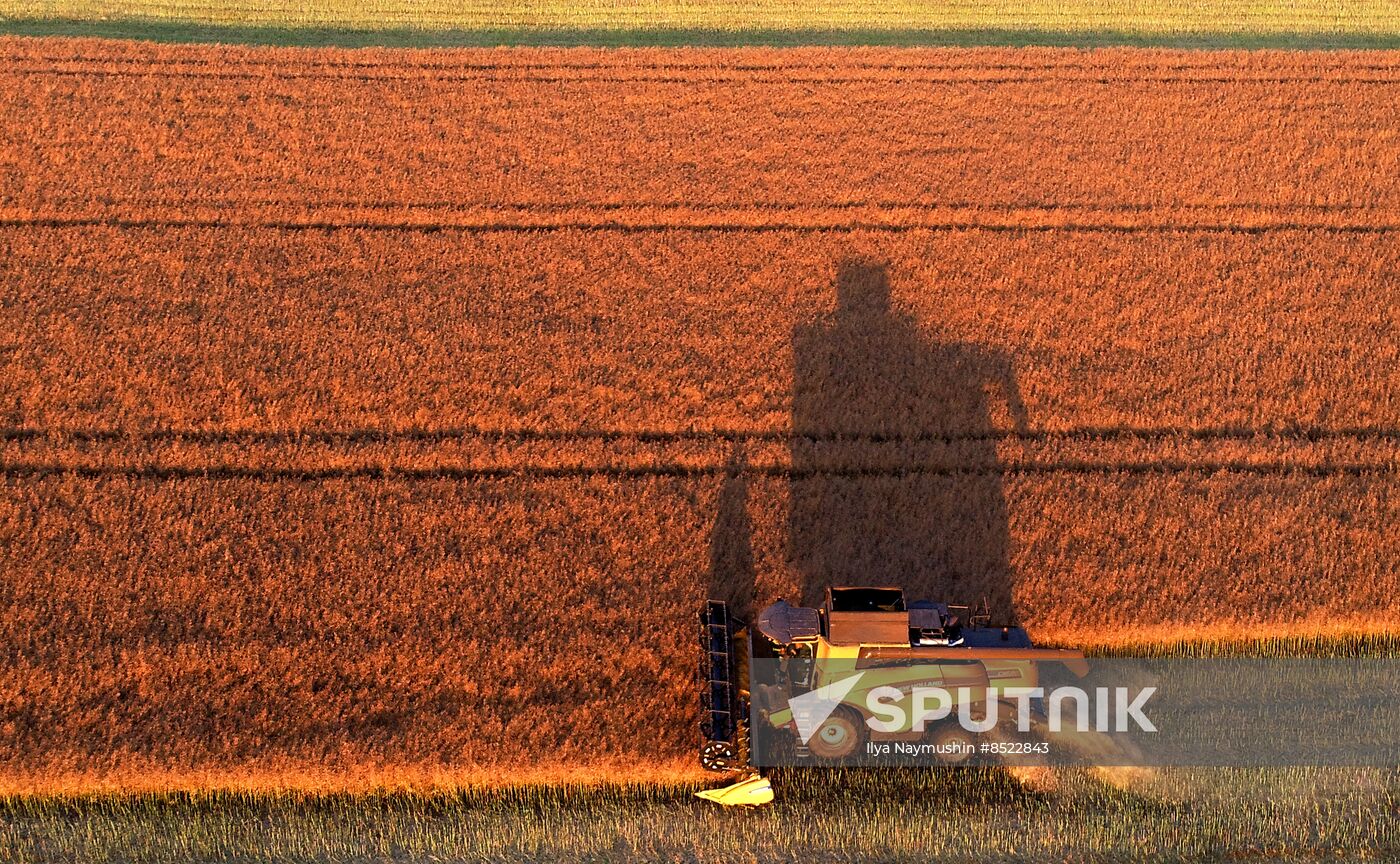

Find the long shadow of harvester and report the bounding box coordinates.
[790,259,1027,618]
[708,259,1027,623]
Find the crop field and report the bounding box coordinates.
[2,769,1397,863]
[0,39,1398,807]
[6,0,1400,47]
[14,0,1400,30]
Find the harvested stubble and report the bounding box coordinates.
[0,40,1397,792]
[0,768,1396,863]
[7,0,1400,43]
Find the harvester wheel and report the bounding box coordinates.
[700,740,738,773]
[928,721,976,766]
[807,707,864,760]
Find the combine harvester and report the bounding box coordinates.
[697,586,1085,806]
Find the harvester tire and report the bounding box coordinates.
[807,707,864,760]
[928,721,976,766]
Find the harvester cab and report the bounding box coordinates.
[699,586,1080,775]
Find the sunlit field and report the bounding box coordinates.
[5,0,1400,46]
[1,7,1396,861]
[2,768,1396,863]
[2,38,1398,797]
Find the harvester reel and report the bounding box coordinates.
[700,740,739,773]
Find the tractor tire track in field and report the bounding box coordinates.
[3,425,1395,480]
[8,425,1400,445]
[7,52,1400,80]
[8,55,1400,73]
[5,45,1400,83]
[15,195,1387,213]
[2,425,1397,444]
[6,199,1399,233]
[10,66,1400,85]
[5,218,1399,234]
[1,461,1394,481]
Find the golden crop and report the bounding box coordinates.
[0,39,1396,792]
